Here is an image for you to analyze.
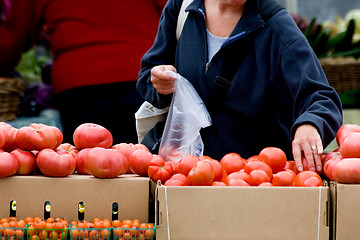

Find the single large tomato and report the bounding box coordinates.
[174,155,199,175]
[85,147,128,178]
[340,132,360,158]
[74,148,92,175]
[169,173,187,182]
[73,123,113,150]
[0,122,19,151]
[220,153,246,174]
[323,158,342,181]
[332,158,360,183]
[36,148,76,177]
[186,161,215,186]
[271,170,295,186]
[10,149,37,175]
[147,155,173,184]
[128,148,153,177]
[202,158,225,181]
[294,171,323,187]
[336,124,360,146]
[16,123,63,151]
[56,143,78,158]
[244,160,273,180]
[258,147,287,174]
[226,178,250,186]
[247,169,271,186]
[224,171,249,184]
[0,152,18,177]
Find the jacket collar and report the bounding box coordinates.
[185,0,265,41]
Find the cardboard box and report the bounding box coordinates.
[155,183,330,240]
[0,174,151,222]
[330,182,360,240]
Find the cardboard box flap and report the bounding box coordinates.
[331,182,360,240]
[156,186,329,240]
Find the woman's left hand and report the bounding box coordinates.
[292,124,323,172]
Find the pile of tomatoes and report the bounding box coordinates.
[0,217,154,240]
[0,122,152,178]
[322,124,360,183]
[0,217,27,239]
[147,146,324,187]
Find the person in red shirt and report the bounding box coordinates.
[0,0,166,144]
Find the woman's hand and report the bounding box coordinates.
[150,65,177,95]
[292,124,323,172]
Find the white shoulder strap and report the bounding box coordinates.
[176,0,192,40]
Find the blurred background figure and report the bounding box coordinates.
[0,0,167,144]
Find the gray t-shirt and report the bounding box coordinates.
[207,29,227,62]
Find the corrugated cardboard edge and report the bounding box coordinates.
[329,181,337,240]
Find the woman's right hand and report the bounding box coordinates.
[150,65,177,95]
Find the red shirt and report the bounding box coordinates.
[0,0,166,94]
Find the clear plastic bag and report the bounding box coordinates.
[158,71,212,163]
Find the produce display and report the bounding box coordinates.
[0,217,154,240]
[292,9,360,58]
[1,121,360,186]
[323,124,360,183]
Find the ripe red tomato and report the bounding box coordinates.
[128,148,153,177]
[73,123,113,150]
[332,158,360,183]
[244,160,273,180]
[0,152,18,177]
[258,147,287,174]
[10,149,37,175]
[0,122,19,151]
[36,148,76,177]
[85,147,128,178]
[247,169,271,186]
[246,155,259,162]
[74,148,92,175]
[336,124,360,146]
[271,170,295,186]
[225,171,249,184]
[323,158,342,180]
[164,179,185,186]
[112,143,147,173]
[220,153,246,174]
[226,178,250,186]
[16,123,63,151]
[211,181,226,186]
[340,132,360,158]
[56,143,78,158]
[284,160,296,171]
[169,173,187,183]
[175,155,199,175]
[259,182,273,187]
[294,171,323,187]
[203,158,225,181]
[186,161,215,186]
[147,155,174,184]
[0,128,5,149]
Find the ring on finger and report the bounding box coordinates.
[311,145,317,153]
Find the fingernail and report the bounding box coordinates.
[298,166,303,171]
[317,166,322,171]
[310,167,315,171]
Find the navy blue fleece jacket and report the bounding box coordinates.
[137,0,343,160]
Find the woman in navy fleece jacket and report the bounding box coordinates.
[137,0,343,172]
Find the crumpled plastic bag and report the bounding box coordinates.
[158,71,212,163]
